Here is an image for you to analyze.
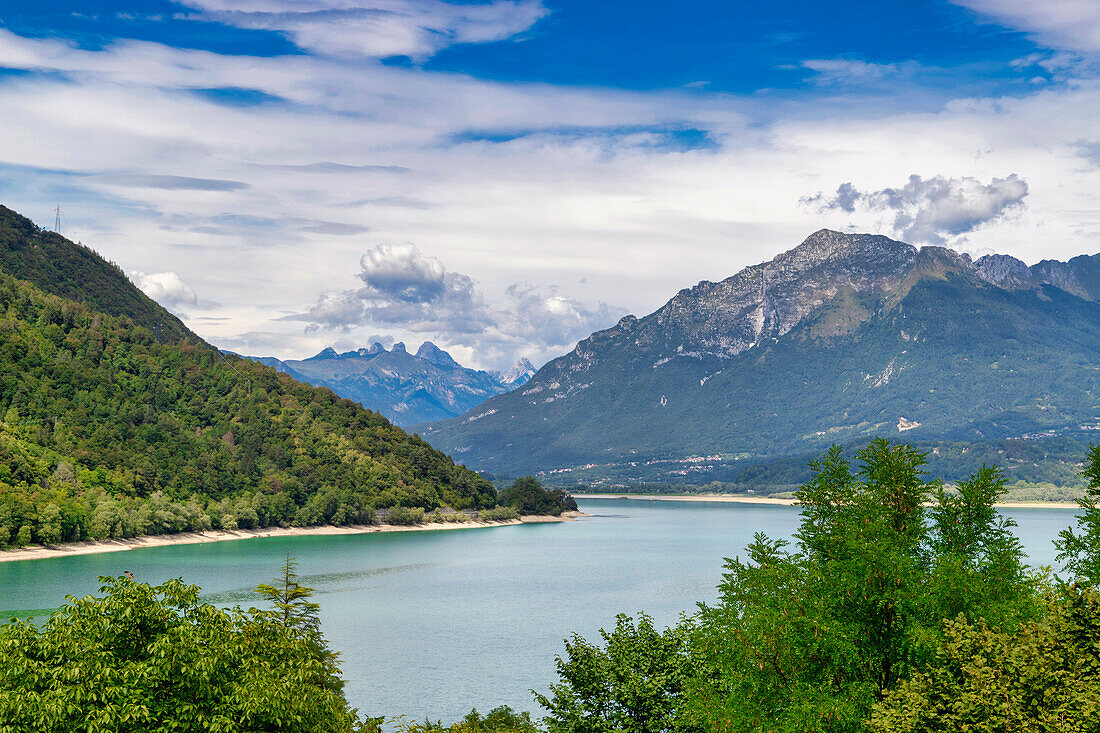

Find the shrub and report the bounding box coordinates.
[478,506,519,522]
[386,506,425,526]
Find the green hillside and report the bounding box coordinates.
[0,214,499,547]
[0,206,197,343]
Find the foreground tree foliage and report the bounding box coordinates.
[0,576,364,732]
[680,440,1037,732]
[380,707,539,732]
[535,613,698,733]
[536,439,1051,733]
[1056,443,1100,586]
[870,585,1100,732]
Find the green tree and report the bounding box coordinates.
[256,552,343,695]
[1056,444,1100,585]
[37,502,63,545]
[257,552,323,635]
[681,440,1037,733]
[499,477,577,516]
[870,586,1100,732]
[535,613,698,733]
[399,706,539,732]
[0,575,363,732]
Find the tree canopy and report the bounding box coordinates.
[537,439,1052,733]
[498,477,577,517]
[0,575,363,732]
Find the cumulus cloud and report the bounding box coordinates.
[180,0,548,59]
[299,245,621,363]
[803,174,1029,245]
[499,282,620,348]
[358,242,446,301]
[952,0,1100,53]
[303,242,493,333]
[133,271,199,310]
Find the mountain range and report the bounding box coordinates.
[245,343,534,427]
[420,230,1100,485]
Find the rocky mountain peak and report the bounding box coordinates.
[975,253,1032,288]
[783,230,916,272]
[391,341,407,354]
[367,342,386,355]
[306,346,339,361]
[495,357,536,387]
[416,341,459,368]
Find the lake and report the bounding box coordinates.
[0,498,1081,723]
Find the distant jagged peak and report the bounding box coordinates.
[367,342,386,355]
[306,346,339,361]
[416,341,459,368]
[495,357,536,387]
[975,253,1032,288]
[910,244,972,274]
[391,341,407,354]
[491,358,536,388]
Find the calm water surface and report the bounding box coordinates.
[0,499,1079,722]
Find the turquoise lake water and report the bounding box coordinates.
[0,498,1081,723]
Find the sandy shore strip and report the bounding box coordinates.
[577,493,1081,510]
[0,511,588,564]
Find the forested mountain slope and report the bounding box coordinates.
[0,208,498,547]
[0,205,196,343]
[422,231,1100,480]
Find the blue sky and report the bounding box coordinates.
[0,0,1098,367]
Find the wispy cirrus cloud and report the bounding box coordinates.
[90,173,249,191]
[178,0,549,59]
[953,0,1100,53]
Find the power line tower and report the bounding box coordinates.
[53,204,62,234]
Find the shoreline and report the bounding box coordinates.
[576,493,1082,509]
[0,511,588,564]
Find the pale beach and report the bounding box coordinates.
[0,512,588,564]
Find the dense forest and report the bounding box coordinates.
[0,216,508,548]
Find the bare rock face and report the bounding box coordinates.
[539,230,920,383]
[493,358,536,387]
[654,230,918,357]
[975,254,1033,288]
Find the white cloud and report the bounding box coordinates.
[303,242,493,333]
[801,59,904,85]
[0,28,1098,367]
[179,0,548,59]
[299,245,622,363]
[358,242,446,301]
[953,0,1100,53]
[133,271,199,310]
[803,174,1029,244]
